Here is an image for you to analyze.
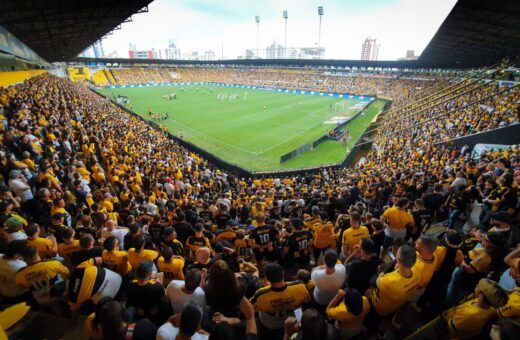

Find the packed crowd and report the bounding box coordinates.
[107,67,437,107]
[111,68,174,86]
[0,72,519,340]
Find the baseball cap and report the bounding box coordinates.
[136,261,153,279]
[477,278,508,308]
[4,217,23,230]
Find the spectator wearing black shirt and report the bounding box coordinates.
[423,183,445,220]
[148,215,165,247]
[47,213,70,243]
[126,261,168,325]
[282,218,313,270]
[411,199,433,240]
[70,234,103,267]
[215,203,231,230]
[345,238,380,295]
[370,219,385,257]
[172,211,194,245]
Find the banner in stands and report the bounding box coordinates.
[472,143,512,158]
[0,25,46,65]
[68,67,90,82]
[105,81,375,101]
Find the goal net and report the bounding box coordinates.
[334,100,350,114]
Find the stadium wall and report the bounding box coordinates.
[0,69,46,87]
[435,123,520,150]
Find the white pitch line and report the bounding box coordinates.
[169,119,260,155]
[258,119,329,154]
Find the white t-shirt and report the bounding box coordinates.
[311,264,346,305]
[156,322,209,340]
[8,178,33,202]
[166,280,206,314]
[0,255,29,298]
[101,228,128,249]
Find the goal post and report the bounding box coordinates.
[334,100,349,114]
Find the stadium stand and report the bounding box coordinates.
[0,0,520,339]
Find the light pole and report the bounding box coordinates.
[317,6,324,59]
[283,10,288,59]
[255,15,260,58]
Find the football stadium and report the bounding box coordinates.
[0,0,519,339]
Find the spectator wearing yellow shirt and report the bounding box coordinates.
[25,223,57,259]
[128,235,159,270]
[327,288,370,339]
[156,246,185,287]
[342,212,369,259]
[365,245,420,338]
[407,278,508,340]
[381,198,415,261]
[102,236,132,276]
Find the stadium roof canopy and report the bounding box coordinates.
[0,0,153,62]
[418,0,520,68]
[0,0,519,68]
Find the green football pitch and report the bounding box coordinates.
[98,85,386,172]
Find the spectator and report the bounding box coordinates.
[126,261,168,325]
[252,262,310,336]
[166,268,206,314]
[345,238,380,295]
[311,249,346,310]
[326,288,370,339]
[157,301,209,340]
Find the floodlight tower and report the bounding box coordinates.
[283,10,288,59]
[317,6,324,59]
[255,15,260,58]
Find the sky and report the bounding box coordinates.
[100,0,458,60]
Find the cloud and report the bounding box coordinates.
[101,0,457,60]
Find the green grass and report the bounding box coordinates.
[98,85,385,172]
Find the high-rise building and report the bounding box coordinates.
[128,43,156,59]
[245,49,255,59]
[165,40,181,60]
[405,50,417,60]
[92,41,104,58]
[266,43,284,59]
[361,37,379,61]
[204,50,215,61]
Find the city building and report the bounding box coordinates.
[266,43,284,59]
[128,43,160,59]
[92,40,104,58]
[244,49,255,59]
[204,50,215,61]
[405,50,418,60]
[361,37,379,61]
[164,40,181,60]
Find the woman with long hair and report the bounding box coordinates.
[203,260,251,340]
